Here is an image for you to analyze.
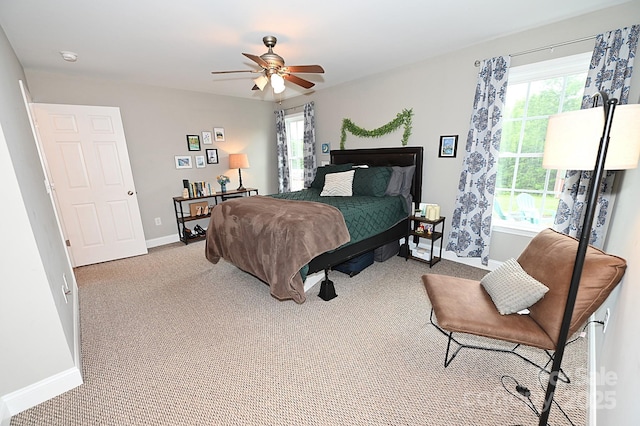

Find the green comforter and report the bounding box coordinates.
[270,188,407,246]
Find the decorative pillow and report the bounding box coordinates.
[310,163,353,189]
[385,165,416,213]
[480,258,549,315]
[352,166,392,197]
[320,170,355,196]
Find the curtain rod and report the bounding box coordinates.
[283,104,305,113]
[474,34,596,67]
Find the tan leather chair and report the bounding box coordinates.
[423,228,626,379]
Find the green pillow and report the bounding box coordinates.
[352,167,392,197]
[310,163,353,189]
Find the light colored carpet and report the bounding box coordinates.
[11,242,587,425]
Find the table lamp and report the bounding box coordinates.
[229,153,250,191]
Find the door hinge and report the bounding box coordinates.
[66,239,71,247]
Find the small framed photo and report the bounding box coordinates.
[214,127,225,142]
[321,143,330,154]
[175,155,192,169]
[206,148,219,164]
[439,135,458,158]
[195,155,206,168]
[202,131,213,145]
[187,134,201,151]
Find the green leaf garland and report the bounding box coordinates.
[340,108,413,149]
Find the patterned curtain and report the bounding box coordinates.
[275,109,290,193]
[302,102,317,188]
[446,56,510,266]
[553,25,639,247]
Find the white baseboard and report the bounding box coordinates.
[304,271,324,293]
[146,233,180,248]
[0,403,9,426]
[441,249,499,271]
[588,317,598,426]
[1,367,83,419]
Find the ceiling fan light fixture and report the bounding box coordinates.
[253,75,268,91]
[270,73,285,93]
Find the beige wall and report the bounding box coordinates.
[24,71,277,243]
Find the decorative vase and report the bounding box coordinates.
[220,183,227,192]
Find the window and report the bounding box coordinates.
[494,53,591,231]
[285,113,305,191]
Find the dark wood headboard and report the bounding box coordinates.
[330,146,423,206]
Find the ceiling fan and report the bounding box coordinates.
[211,36,324,94]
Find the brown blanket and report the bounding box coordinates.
[205,195,350,303]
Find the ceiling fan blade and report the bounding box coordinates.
[284,65,325,74]
[242,53,269,69]
[211,69,260,74]
[283,74,315,89]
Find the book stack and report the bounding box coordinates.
[183,180,215,198]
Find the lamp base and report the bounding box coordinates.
[237,185,245,191]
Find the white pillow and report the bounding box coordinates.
[480,258,549,315]
[320,170,355,196]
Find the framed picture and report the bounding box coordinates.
[202,131,213,145]
[206,148,219,164]
[321,143,330,154]
[195,155,206,168]
[439,135,458,158]
[214,127,225,142]
[187,134,201,151]
[175,155,192,169]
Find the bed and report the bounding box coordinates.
[205,146,423,303]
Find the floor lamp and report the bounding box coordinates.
[538,92,640,425]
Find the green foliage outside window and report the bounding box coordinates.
[496,72,587,226]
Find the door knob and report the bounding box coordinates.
[128,191,134,195]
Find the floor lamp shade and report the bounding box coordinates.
[229,153,250,190]
[543,104,640,170]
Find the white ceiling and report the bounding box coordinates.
[0,0,629,102]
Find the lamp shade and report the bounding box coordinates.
[229,153,250,169]
[542,104,640,170]
[253,75,268,91]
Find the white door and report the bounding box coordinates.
[32,103,147,266]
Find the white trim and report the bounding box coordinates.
[0,403,10,426]
[588,316,598,426]
[303,271,324,293]
[491,224,540,238]
[1,367,82,418]
[441,250,501,271]
[146,234,180,248]
[508,52,592,83]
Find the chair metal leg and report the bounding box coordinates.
[429,309,570,383]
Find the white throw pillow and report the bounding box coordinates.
[480,258,549,315]
[320,170,355,196]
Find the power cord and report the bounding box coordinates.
[502,320,602,425]
[501,375,540,418]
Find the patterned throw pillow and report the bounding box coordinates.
[352,167,392,197]
[320,170,355,196]
[480,258,549,315]
[310,163,354,189]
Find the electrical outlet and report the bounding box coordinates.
[154,217,162,226]
[603,308,610,333]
